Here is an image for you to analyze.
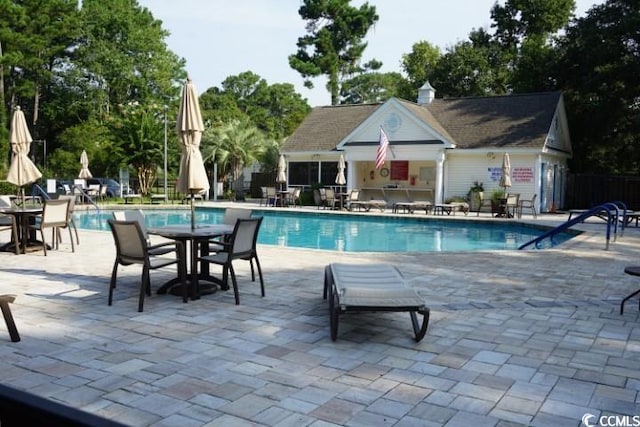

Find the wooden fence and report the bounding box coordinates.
[566,173,640,211]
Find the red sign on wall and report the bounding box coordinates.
[390,161,409,180]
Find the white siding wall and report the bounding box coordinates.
[446,151,538,202]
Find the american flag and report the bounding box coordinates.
[375,126,389,170]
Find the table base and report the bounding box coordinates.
[158,274,227,299]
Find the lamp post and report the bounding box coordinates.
[163,105,168,201]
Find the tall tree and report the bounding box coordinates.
[430,28,510,97]
[74,0,184,114]
[71,0,185,187]
[555,0,640,173]
[201,71,310,140]
[491,0,574,93]
[400,41,441,92]
[339,71,408,104]
[0,0,80,169]
[201,119,275,195]
[107,102,165,195]
[289,0,379,105]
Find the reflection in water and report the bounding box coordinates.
[74,208,573,253]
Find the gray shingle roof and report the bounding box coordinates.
[282,103,382,152]
[426,91,562,149]
[282,92,562,152]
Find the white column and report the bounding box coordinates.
[435,150,445,204]
[346,160,355,191]
[535,154,543,213]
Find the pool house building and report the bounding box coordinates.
[280,84,572,213]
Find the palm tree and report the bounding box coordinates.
[201,119,275,196]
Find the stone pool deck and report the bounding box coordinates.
[1,204,639,426]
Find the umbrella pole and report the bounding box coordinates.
[190,194,195,230]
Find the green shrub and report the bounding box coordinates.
[0,181,18,195]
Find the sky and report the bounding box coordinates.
[137,0,604,107]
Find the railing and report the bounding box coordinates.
[518,203,620,251]
[31,183,51,201]
[72,184,100,210]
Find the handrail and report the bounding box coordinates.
[31,183,51,201]
[518,203,616,251]
[611,200,628,236]
[73,184,100,210]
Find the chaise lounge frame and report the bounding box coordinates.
[323,263,430,342]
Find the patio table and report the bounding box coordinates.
[148,224,234,299]
[0,207,44,254]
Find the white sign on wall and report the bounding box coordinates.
[512,167,534,182]
[47,179,56,193]
[488,167,502,181]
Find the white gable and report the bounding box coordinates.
[336,98,454,148]
[544,96,572,155]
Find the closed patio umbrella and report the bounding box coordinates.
[6,107,42,204]
[335,154,347,209]
[78,150,92,179]
[176,77,209,230]
[499,152,512,193]
[276,154,286,191]
[335,154,346,186]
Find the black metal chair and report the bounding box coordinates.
[107,219,186,312]
[621,266,640,314]
[198,217,264,305]
[112,210,176,256]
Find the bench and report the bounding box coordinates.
[123,194,142,204]
[150,194,167,204]
[182,194,203,204]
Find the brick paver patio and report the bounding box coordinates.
[1,204,639,426]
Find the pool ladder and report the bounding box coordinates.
[518,201,628,251]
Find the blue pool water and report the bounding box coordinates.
[74,208,573,253]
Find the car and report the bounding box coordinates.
[86,178,132,198]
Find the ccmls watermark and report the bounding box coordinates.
[582,413,640,427]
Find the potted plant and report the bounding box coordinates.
[224,188,236,201]
[490,189,506,215]
[468,181,484,211]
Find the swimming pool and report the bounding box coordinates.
[74,208,574,252]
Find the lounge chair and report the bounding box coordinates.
[363,199,388,212]
[323,263,430,341]
[348,192,387,212]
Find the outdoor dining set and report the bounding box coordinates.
[107,207,264,312]
[0,196,78,256]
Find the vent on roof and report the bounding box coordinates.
[417,81,435,105]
